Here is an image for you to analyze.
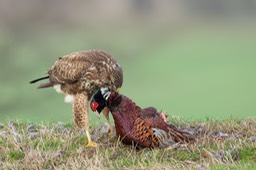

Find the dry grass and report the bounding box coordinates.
[0,118,256,170]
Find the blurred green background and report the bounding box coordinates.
[1,0,256,123]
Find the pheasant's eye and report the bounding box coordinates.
[90,101,99,111]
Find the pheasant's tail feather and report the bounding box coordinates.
[168,127,196,143]
[29,76,49,84]
[153,127,195,148]
[152,128,174,148]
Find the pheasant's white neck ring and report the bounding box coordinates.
[100,87,111,100]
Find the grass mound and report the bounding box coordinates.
[0,118,255,169]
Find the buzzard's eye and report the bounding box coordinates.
[90,101,99,111]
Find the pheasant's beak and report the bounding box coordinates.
[101,107,110,117]
[116,88,120,93]
[94,110,101,118]
[93,107,109,119]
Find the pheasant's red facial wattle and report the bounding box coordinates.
[90,101,99,111]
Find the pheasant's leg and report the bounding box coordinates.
[73,93,98,147]
[165,143,181,150]
[102,107,113,135]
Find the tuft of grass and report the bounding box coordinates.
[175,150,200,161]
[8,151,25,161]
[43,138,63,151]
[239,147,256,162]
[0,118,255,169]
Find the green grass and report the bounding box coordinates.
[0,118,255,169]
[239,147,256,162]
[8,151,25,161]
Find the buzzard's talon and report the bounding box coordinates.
[85,141,98,148]
[85,130,98,147]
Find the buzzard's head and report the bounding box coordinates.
[90,88,110,114]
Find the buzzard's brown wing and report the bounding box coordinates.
[48,50,116,85]
[31,50,123,90]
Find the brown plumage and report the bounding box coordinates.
[90,89,195,148]
[30,50,123,147]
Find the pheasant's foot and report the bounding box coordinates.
[165,146,174,150]
[165,143,181,150]
[85,141,98,148]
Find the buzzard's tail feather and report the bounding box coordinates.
[29,76,49,84]
[30,76,53,89]
[37,82,53,89]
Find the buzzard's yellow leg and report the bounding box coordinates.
[85,130,98,147]
[102,107,113,135]
[73,93,98,148]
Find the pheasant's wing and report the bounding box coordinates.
[130,116,188,148]
[139,109,195,147]
[140,107,159,118]
[130,117,160,148]
[141,107,169,123]
[140,108,177,130]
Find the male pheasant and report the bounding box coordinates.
[90,88,194,148]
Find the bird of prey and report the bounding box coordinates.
[90,88,195,148]
[30,50,123,147]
